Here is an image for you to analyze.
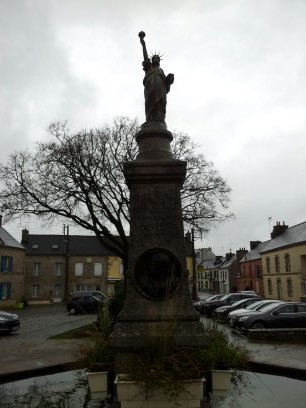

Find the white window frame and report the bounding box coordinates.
[93,262,102,277]
[1,282,11,299]
[54,263,63,276]
[75,263,83,276]
[54,283,62,298]
[32,284,39,298]
[33,263,41,276]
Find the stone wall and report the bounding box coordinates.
[248,328,306,343]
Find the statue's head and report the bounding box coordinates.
[151,54,161,67]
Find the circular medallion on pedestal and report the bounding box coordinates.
[133,249,182,300]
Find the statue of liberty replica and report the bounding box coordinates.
[138,31,174,127]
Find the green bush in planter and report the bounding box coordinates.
[119,321,249,402]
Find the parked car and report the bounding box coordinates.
[213,297,263,320]
[69,290,108,303]
[66,294,105,315]
[237,290,258,295]
[193,294,224,312]
[228,299,282,323]
[199,292,260,317]
[231,302,306,332]
[0,310,20,333]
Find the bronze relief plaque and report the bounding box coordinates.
[134,249,182,300]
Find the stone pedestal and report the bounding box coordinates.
[109,124,206,350]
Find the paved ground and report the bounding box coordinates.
[1,302,306,383]
[0,304,96,380]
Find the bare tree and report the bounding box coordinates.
[0,117,232,266]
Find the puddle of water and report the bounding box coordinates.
[0,369,305,407]
[212,371,306,408]
[0,370,106,408]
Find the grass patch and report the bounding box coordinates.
[49,324,95,339]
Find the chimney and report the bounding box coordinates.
[225,252,232,261]
[215,255,223,265]
[0,215,2,228]
[21,229,29,245]
[271,221,288,239]
[236,248,248,261]
[250,241,261,250]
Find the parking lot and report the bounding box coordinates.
[1,301,306,380]
[2,303,94,339]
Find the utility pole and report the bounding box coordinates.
[63,225,70,300]
[191,229,198,301]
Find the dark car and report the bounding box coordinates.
[199,292,260,317]
[213,297,263,321]
[193,294,224,312]
[228,299,282,325]
[70,290,108,303]
[66,295,104,315]
[0,310,20,333]
[233,302,306,331]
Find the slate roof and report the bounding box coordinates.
[196,247,216,262]
[219,254,236,269]
[240,241,269,262]
[260,221,306,253]
[200,257,225,270]
[0,227,25,250]
[24,234,116,256]
[0,227,24,249]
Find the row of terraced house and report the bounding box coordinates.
[196,221,306,303]
[2,217,306,306]
[0,217,194,306]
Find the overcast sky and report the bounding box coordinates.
[1,0,306,254]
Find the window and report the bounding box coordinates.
[266,257,271,273]
[0,282,12,299]
[275,255,280,273]
[32,284,40,298]
[287,279,293,297]
[277,304,295,313]
[255,265,262,278]
[1,256,13,273]
[93,263,102,277]
[267,279,272,295]
[54,263,63,276]
[285,254,291,272]
[32,263,41,276]
[301,282,306,296]
[75,263,83,276]
[298,304,306,312]
[74,284,101,292]
[54,284,62,298]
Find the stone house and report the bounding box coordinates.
[21,229,195,303]
[0,217,25,306]
[261,221,306,302]
[238,241,267,297]
[199,256,224,293]
[195,247,216,291]
[21,229,115,304]
[219,249,248,294]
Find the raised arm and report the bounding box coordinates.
[138,31,149,62]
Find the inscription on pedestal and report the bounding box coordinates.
[132,188,182,242]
